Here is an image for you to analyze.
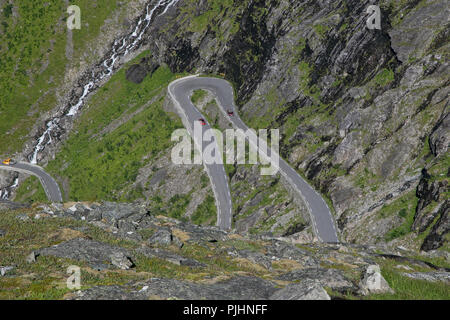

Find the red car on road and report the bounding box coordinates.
[227,110,234,116]
[198,118,207,126]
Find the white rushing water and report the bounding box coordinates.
[11,177,19,188]
[31,119,60,164]
[29,0,180,164]
[0,178,18,200]
[0,189,8,200]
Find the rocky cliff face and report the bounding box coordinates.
[137,0,449,248]
[414,168,449,251]
[3,0,449,250]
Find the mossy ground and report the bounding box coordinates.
[0,207,274,299]
[1,206,448,300]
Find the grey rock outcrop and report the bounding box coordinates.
[176,223,228,243]
[402,271,450,283]
[270,280,331,300]
[0,266,14,277]
[109,252,134,270]
[125,64,148,84]
[100,202,148,224]
[429,112,449,156]
[413,171,448,232]
[277,267,356,293]
[137,246,205,268]
[73,285,145,300]
[39,238,133,270]
[266,240,315,263]
[26,251,37,263]
[358,265,394,295]
[0,200,29,211]
[421,201,449,252]
[16,213,30,221]
[4,200,448,300]
[148,228,183,248]
[72,276,279,300]
[388,0,449,63]
[412,167,449,251]
[125,55,159,84]
[236,250,273,270]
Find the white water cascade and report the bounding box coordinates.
[29,0,180,164]
[0,178,18,200]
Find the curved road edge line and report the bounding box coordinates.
[209,79,339,243]
[168,75,339,242]
[206,85,324,240]
[0,162,63,203]
[168,75,232,230]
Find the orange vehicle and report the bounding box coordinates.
[2,158,16,165]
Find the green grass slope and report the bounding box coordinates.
[0,0,144,156]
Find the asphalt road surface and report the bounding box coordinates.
[169,76,233,230]
[168,75,339,242]
[0,162,63,203]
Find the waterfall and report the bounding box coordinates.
[29,0,180,164]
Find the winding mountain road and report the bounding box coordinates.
[168,75,339,243]
[1,75,338,242]
[169,76,233,231]
[0,162,62,203]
